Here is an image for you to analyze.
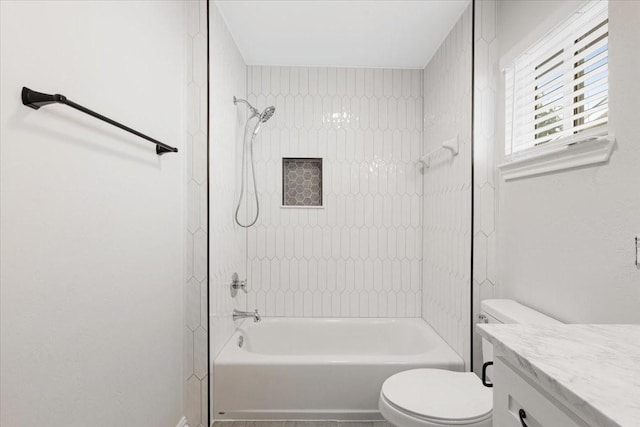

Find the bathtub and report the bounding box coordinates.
[213,318,464,421]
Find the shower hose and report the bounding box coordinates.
[234,119,259,228]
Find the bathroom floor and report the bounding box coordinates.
[214,422,394,427]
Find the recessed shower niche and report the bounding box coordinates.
[282,158,323,207]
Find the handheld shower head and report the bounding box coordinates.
[253,106,276,135]
[234,99,276,228]
[260,106,275,123]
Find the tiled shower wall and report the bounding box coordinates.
[208,1,247,362]
[422,5,473,368]
[472,0,498,374]
[184,1,208,426]
[208,0,248,419]
[246,66,424,317]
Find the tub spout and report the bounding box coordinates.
[233,309,261,322]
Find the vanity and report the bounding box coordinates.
[477,324,640,427]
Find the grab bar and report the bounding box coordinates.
[418,134,459,169]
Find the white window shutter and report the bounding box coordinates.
[505,0,609,158]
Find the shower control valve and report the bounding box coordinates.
[230,272,248,297]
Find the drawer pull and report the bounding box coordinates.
[481,361,493,387]
[519,409,529,427]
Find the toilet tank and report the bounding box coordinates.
[480,299,561,372]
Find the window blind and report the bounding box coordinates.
[505,0,609,157]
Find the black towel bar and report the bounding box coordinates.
[21,87,178,155]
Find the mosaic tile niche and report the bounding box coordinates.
[283,158,323,207]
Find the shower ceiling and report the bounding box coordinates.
[214,0,470,69]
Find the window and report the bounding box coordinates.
[504,0,609,157]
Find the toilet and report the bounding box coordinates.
[378,299,561,427]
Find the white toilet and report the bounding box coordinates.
[378,299,561,427]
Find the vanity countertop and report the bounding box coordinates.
[477,324,640,427]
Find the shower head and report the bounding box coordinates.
[259,106,275,123]
[253,106,276,135]
[233,96,275,136]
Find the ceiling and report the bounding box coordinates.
[214,0,470,69]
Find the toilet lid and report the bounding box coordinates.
[381,369,492,423]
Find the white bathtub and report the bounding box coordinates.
[214,318,464,421]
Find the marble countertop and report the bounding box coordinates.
[477,324,640,427]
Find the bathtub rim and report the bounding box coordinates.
[215,317,465,367]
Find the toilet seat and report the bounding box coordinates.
[379,369,492,427]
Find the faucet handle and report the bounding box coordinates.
[230,272,248,297]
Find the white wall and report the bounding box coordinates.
[184,1,209,426]
[0,2,185,426]
[208,2,248,420]
[246,66,424,317]
[422,5,473,368]
[495,0,640,323]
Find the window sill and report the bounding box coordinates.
[498,134,615,181]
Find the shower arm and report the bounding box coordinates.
[233,96,260,118]
[21,87,178,155]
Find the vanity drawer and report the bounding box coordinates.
[493,356,590,427]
